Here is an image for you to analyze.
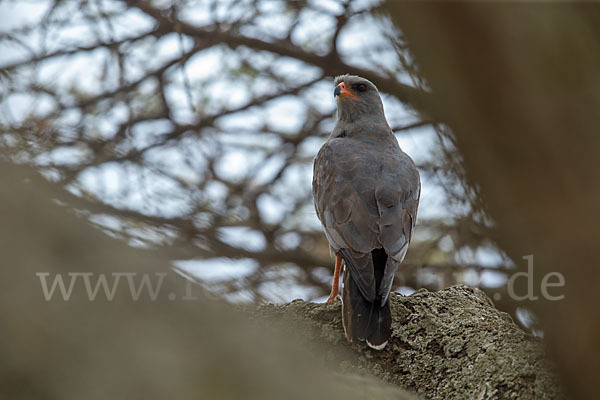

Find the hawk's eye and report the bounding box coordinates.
[355,83,367,92]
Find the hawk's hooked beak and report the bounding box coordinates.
[334,82,358,98]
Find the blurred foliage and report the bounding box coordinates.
[0,0,514,314]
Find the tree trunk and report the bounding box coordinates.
[384,3,600,398]
[252,286,564,400]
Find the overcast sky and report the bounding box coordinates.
[0,0,505,303]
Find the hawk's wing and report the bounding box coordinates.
[312,136,420,302]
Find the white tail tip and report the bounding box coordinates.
[366,340,387,350]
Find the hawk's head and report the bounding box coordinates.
[333,74,385,123]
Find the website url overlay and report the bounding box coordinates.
[35,272,198,301]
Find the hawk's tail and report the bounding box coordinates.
[341,251,392,350]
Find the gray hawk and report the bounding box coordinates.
[312,74,420,350]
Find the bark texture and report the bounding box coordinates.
[253,286,565,400]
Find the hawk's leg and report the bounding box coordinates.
[326,254,342,303]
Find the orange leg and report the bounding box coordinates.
[326,254,342,303]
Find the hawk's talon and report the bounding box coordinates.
[326,295,339,303]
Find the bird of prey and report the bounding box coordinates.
[312,74,420,350]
